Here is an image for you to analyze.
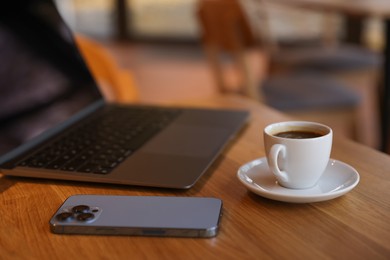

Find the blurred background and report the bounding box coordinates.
[53,0,386,149]
[54,0,384,48]
[53,0,384,101]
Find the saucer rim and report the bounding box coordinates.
[237,157,360,203]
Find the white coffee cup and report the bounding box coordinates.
[264,121,333,189]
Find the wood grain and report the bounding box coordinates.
[1,94,389,259]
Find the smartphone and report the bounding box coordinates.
[49,195,222,238]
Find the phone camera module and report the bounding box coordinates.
[56,212,74,222]
[76,212,95,222]
[53,205,100,224]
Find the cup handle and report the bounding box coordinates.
[269,144,289,183]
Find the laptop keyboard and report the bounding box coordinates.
[16,106,181,174]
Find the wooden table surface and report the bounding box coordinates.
[1,95,389,259]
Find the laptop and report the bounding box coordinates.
[0,0,248,189]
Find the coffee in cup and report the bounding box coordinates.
[264,121,333,189]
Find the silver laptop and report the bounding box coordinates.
[0,0,248,189]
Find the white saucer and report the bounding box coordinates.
[237,157,359,203]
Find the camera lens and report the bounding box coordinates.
[56,212,74,222]
[77,212,95,222]
[72,205,90,213]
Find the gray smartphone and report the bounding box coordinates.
[49,195,222,237]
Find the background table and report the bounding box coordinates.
[268,0,390,153]
[0,95,389,259]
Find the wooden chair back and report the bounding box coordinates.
[197,0,266,101]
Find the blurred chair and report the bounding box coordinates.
[196,0,363,140]
[241,0,381,147]
[75,34,139,103]
[240,0,381,75]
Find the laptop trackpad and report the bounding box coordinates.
[141,125,230,158]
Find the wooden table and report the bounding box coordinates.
[1,95,389,259]
[267,0,390,153]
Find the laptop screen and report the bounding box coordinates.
[0,1,102,157]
